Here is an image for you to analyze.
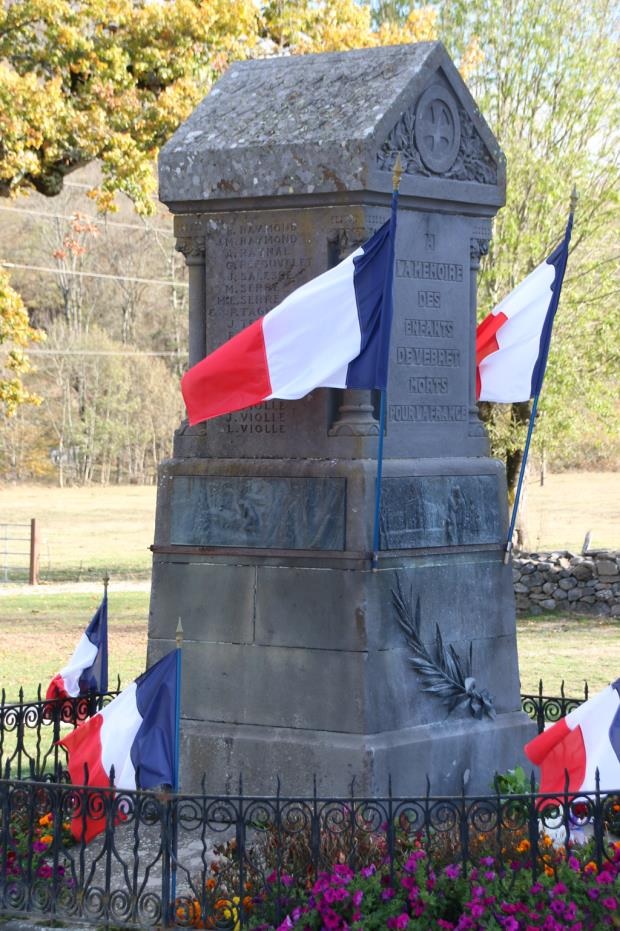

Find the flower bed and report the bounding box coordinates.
[247,841,620,930]
[173,818,620,931]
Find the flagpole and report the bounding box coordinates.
[504,188,577,564]
[169,618,183,925]
[174,617,183,792]
[371,155,403,570]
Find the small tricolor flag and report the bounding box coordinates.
[476,215,573,403]
[46,592,108,702]
[525,679,620,797]
[181,215,397,425]
[59,650,178,842]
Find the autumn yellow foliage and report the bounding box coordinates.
[0,271,44,416]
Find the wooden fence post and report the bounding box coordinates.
[29,518,39,586]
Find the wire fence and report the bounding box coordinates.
[0,520,38,584]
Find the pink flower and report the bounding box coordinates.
[602,897,618,910]
[333,864,354,883]
[276,917,294,931]
[387,916,409,930]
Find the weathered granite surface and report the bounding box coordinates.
[159,42,505,211]
[151,41,534,797]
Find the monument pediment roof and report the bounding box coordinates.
[159,42,505,211]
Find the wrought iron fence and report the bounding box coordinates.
[0,682,121,781]
[520,679,589,735]
[0,774,619,929]
[0,680,589,785]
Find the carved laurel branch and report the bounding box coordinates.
[392,578,496,720]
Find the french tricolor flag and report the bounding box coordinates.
[525,679,620,797]
[181,214,396,425]
[476,215,572,403]
[59,650,178,842]
[46,592,108,702]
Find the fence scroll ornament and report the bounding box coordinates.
[392,580,496,720]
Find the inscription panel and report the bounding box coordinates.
[202,206,388,459]
[379,475,501,550]
[384,209,473,458]
[170,476,347,550]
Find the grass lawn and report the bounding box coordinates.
[516,615,620,696]
[1,591,618,703]
[0,591,149,700]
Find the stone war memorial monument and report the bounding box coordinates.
[151,41,535,796]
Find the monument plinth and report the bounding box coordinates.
[151,42,534,795]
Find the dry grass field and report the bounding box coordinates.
[0,471,617,584]
[525,470,619,552]
[0,483,156,580]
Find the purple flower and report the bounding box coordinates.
[381,886,396,901]
[32,841,48,853]
[444,863,461,879]
[470,903,485,918]
[602,897,618,910]
[361,863,376,878]
[387,915,409,930]
[500,919,519,931]
[36,864,52,879]
[352,889,363,907]
[480,856,495,866]
[333,864,354,883]
[276,917,294,931]
[551,882,567,896]
[281,872,294,888]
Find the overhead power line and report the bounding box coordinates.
[0,203,173,236]
[20,348,185,357]
[1,261,188,289]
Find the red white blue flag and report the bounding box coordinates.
[59,650,178,841]
[181,215,396,425]
[476,216,573,403]
[46,592,108,702]
[525,679,620,796]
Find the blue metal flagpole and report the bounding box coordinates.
[504,190,577,563]
[170,618,183,919]
[173,617,183,792]
[371,156,403,570]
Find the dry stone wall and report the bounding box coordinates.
[513,551,620,617]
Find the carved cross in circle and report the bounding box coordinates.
[425,102,453,155]
[414,85,461,174]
